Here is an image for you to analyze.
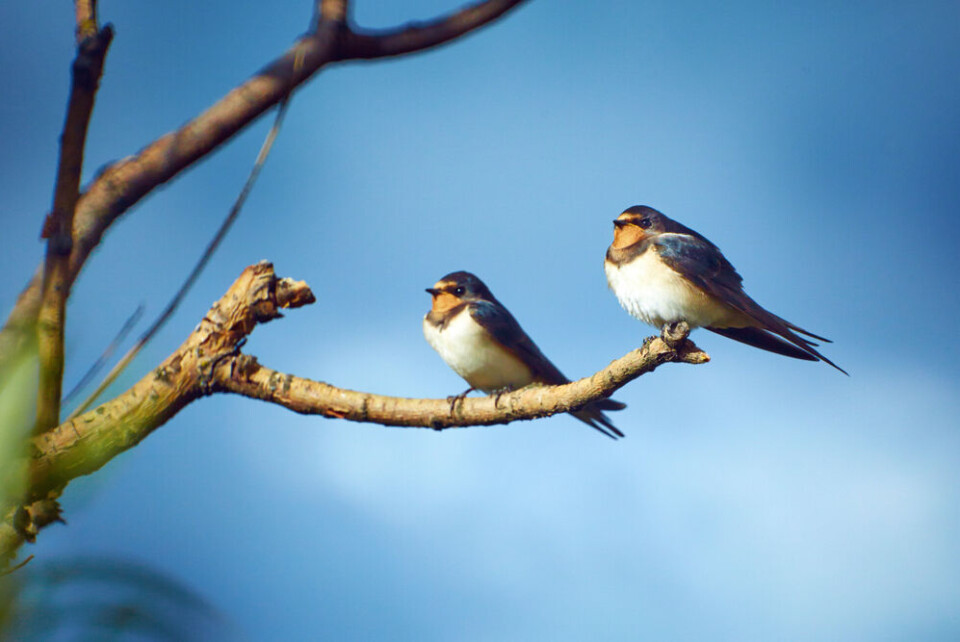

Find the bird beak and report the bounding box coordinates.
[425,288,439,296]
[613,219,627,228]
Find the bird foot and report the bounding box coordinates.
[661,321,690,347]
[446,387,474,414]
[490,385,517,409]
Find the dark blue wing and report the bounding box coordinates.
[654,233,744,297]
[469,300,628,437]
[654,233,846,373]
[468,300,569,384]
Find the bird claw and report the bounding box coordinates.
[661,321,690,346]
[446,387,474,414]
[491,385,516,409]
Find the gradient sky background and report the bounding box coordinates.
[2,0,960,639]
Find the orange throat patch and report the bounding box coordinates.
[611,224,646,250]
[430,291,463,316]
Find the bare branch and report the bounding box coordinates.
[25,262,705,504]
[26,262,314,504]
[67,98,292,420]
[215,332,706,429]
[35,24,114,433]
[2,0,546,560]
[5,262,307,564]
[1,0,530,370]
[342,0,526,59]
[3,261,705,562]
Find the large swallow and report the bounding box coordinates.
[424,271,626,439]
[604,205,846,373]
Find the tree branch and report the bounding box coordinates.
[3,262,309,566]
[26,262,313,504]
[215,330,706,429]
[4,261,706,563]
[35,24,114,433]
[25,262,705,504]
[0,0,530,372]
[67,97,293,421]
[342,0,526,59]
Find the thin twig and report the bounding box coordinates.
[0,0,530,376]
[0,554,34,576]
[62,304,144,406]
[68,98,292,420]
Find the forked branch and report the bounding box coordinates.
[0,0,529,370]
[24,262,706,507]
[4,261,706,563]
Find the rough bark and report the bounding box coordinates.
[2,262,706,564]
[0,0,528,372]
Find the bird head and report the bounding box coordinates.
[425,271,493,313]
[610,205,666,250]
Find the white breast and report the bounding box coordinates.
[423,309,533,392]
[604,245,733,329]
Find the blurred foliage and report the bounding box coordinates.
[0,333,37,518]
[1,334,232,639]
[1,556,236,641]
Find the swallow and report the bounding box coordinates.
[604,205,846,374]
[423,271,626,439]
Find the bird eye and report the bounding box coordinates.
[453,286,465,296]
[638,218,651,229]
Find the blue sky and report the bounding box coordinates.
[2,1,959,639]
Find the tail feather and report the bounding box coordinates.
[708,325,847,375]
[571,400,626,439]
[708,326,817,360]
[594,398,627,411]
[782,321,832,344]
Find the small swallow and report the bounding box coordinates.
[423,271,626,439]
[604,205,846,373]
